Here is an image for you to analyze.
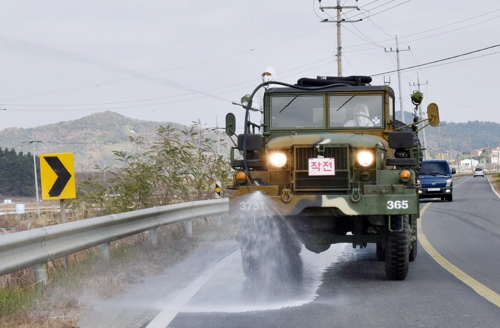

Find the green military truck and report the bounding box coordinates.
[225,75,439,281]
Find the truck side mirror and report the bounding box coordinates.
[225,113,236,137]
[427,103,440,127]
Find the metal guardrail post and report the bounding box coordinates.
[34,263,48,285]
[100,243,111,260]
[60,200,68,268]
[183,220,193,238]
[148,228,158,246]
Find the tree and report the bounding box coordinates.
[73,124,233,215]
[0,148,38,197]
[480,148,491,164]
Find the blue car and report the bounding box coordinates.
[418,160,456,202]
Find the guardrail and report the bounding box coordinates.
[0,199,229,283]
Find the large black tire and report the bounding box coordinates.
[239,217,265,280]
[446,194,453,202]
[394,120,423,175]
[409,217,417,262]
[238,216,301,282]
[385,215,410,280]
[376,243,386,261]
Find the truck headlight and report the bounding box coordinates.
[357,150,374,167]
[270,152,287,168]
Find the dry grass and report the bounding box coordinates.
[0,210,238,328]
[489,173,500,194]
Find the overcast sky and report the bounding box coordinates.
[1,0,499,134]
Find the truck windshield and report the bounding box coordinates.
[329,95,383,128]
[270,95,324,129]
[270,94,384,129]
[420,162,450,175]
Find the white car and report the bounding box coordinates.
[474,167,485,177]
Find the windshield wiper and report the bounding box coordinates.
[279,95,299,113]
[335,94,357,111]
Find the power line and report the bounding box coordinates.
[3,45,499,114]
[2,5,499,114]
[1,4,497,109]
[372,43,500,76]
[343,9,500,50]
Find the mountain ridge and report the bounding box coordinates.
[0,111,192,171]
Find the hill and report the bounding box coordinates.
[399,111,500,159]
[0,111,226,172]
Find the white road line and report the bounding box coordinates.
[419,180,500,308]
[145,250,239,328]
[487,175,500,198]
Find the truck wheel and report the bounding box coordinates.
[446,194,453,202]
[275,216,302,256]
[238,216,301,281]
[409,217,417,262]
[385,215,409,280]
[241,244,260,280]
[376,243,385,261]
[239,217,264,280]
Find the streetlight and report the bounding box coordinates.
[22,140,42,217]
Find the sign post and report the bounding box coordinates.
[215,181,222,226]
[215,180,222,199]
[40,152,76,268]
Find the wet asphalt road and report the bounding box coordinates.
[81,175,500,328]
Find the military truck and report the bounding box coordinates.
[225,75,439,281]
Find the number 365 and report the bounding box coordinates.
[386,200,408,209]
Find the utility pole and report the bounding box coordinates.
[215,116,220,155]
[385,36,410,123]
[319,0,361,77]
[23,139,42,217]
[445,134,456,171]
[409,73,429,159]
[467,134,474,173]
[446,134,456,163]
[487,138,491,167]
[437,124,444,159]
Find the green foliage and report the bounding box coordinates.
[0,148,38,197]
[72,123,232,215]
[0,283,38,317]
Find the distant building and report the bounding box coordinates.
[492,147,500,165]
[460,158,479,170]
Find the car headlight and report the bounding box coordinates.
[446,178,452,187]
[269,152,287,168]
[357,150,374,167]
